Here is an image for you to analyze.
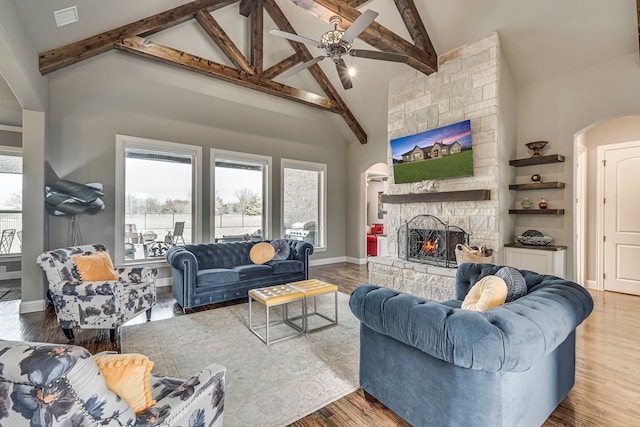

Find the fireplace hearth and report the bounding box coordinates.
[398,215,469,268]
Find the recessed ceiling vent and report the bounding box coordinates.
[54,6,79,28]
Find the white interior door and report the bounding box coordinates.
[603,143,640,295]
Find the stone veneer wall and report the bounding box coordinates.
[368,32,504,301]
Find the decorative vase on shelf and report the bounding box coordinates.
[521,198,533,209]
[539,198,548,209]
[525,141,549,157]
[531,173,541,182]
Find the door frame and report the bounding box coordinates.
[595,140,640,291]
[574,139,587,285]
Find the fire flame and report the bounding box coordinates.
[422,239,437,254]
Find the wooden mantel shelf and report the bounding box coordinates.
[380,190,491,204]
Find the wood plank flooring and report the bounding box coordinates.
[1,262,638,426]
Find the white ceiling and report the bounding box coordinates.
[2,0,638,140]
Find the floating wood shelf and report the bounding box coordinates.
[509,154,565,167]
[380,189,491,204]
[509,182,565,190]
[504,243,567,251]
[509,209,564,215]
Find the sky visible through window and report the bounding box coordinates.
[125,158,262,203]
[0,173,21,210]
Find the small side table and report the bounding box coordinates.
[248,285,305,345]
[289,279,338,333]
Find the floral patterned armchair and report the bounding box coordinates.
[36,244,157,342]
[0,340,225,426]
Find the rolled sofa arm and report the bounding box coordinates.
[349,282,593,372]
[166,247,199,306]
[286,240,314,279]
[137,363,225,427]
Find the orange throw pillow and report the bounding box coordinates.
[73,251,118,281]
[93,353,156,414]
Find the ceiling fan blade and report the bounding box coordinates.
[279,56,325,79]
[335,59,353,90]
[341,9,378,43]
[269,29,321,48]
[350,49,408,63]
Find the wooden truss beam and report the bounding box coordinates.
[394,0,435,53]
[114,36,341,112]
[346,0,372,8]
[262,53,304,80]
[251,0,264,76]
[39,0,236,75]
[195,10,254,74]
[296,0,437,75]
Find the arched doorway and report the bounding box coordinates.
[365,163,388,258]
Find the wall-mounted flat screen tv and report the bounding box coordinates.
[390,120,474,184]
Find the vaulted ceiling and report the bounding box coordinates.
[1,0,638,141]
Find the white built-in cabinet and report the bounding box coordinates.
[503,243,567,278]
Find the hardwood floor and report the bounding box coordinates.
[1,262,638,426]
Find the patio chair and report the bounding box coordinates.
[0,229,16,254]
[165,221,186,245]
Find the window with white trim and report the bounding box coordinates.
[281,159,326,249]
[211,149,271,242]
[115,135,202,264]
[0,147,22,255]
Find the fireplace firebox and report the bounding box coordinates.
[397,215,469,268]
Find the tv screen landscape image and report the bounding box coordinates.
[390,120,474,184]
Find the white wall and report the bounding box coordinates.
[517,52,640,280]
[0,0,49,311]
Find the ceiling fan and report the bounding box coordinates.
[269,10,408,90]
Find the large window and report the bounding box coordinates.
[281,159,326,249]
[115,135,201,263]
[0,147,22,255]
[211,149,271,242]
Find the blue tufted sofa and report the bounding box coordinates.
[166,239,313,310]
[349,263,594,427]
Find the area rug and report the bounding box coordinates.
[121,292,360,427]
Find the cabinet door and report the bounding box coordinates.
[505,248,553,274]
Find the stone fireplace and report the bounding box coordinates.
[367,32,513,302]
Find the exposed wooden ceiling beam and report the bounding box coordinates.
[296,0,437,75]
[239,0,252,17]
[263,53,304,80]
[346,0,372,7]
[114,36,341,113]
[251,0,264,76]
[394,0,435,53]
[39,0,367,143]
[39,0,236,75]
[195,10,254,74]
[264,0,367,144]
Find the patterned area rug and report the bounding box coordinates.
[121,292,359,427]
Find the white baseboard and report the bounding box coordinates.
[156,277,172,288]
[310,256,347,266]
[20,299,47,314]
[585,280,597,289]
[346,257,367,265]
[0,271,21,280]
